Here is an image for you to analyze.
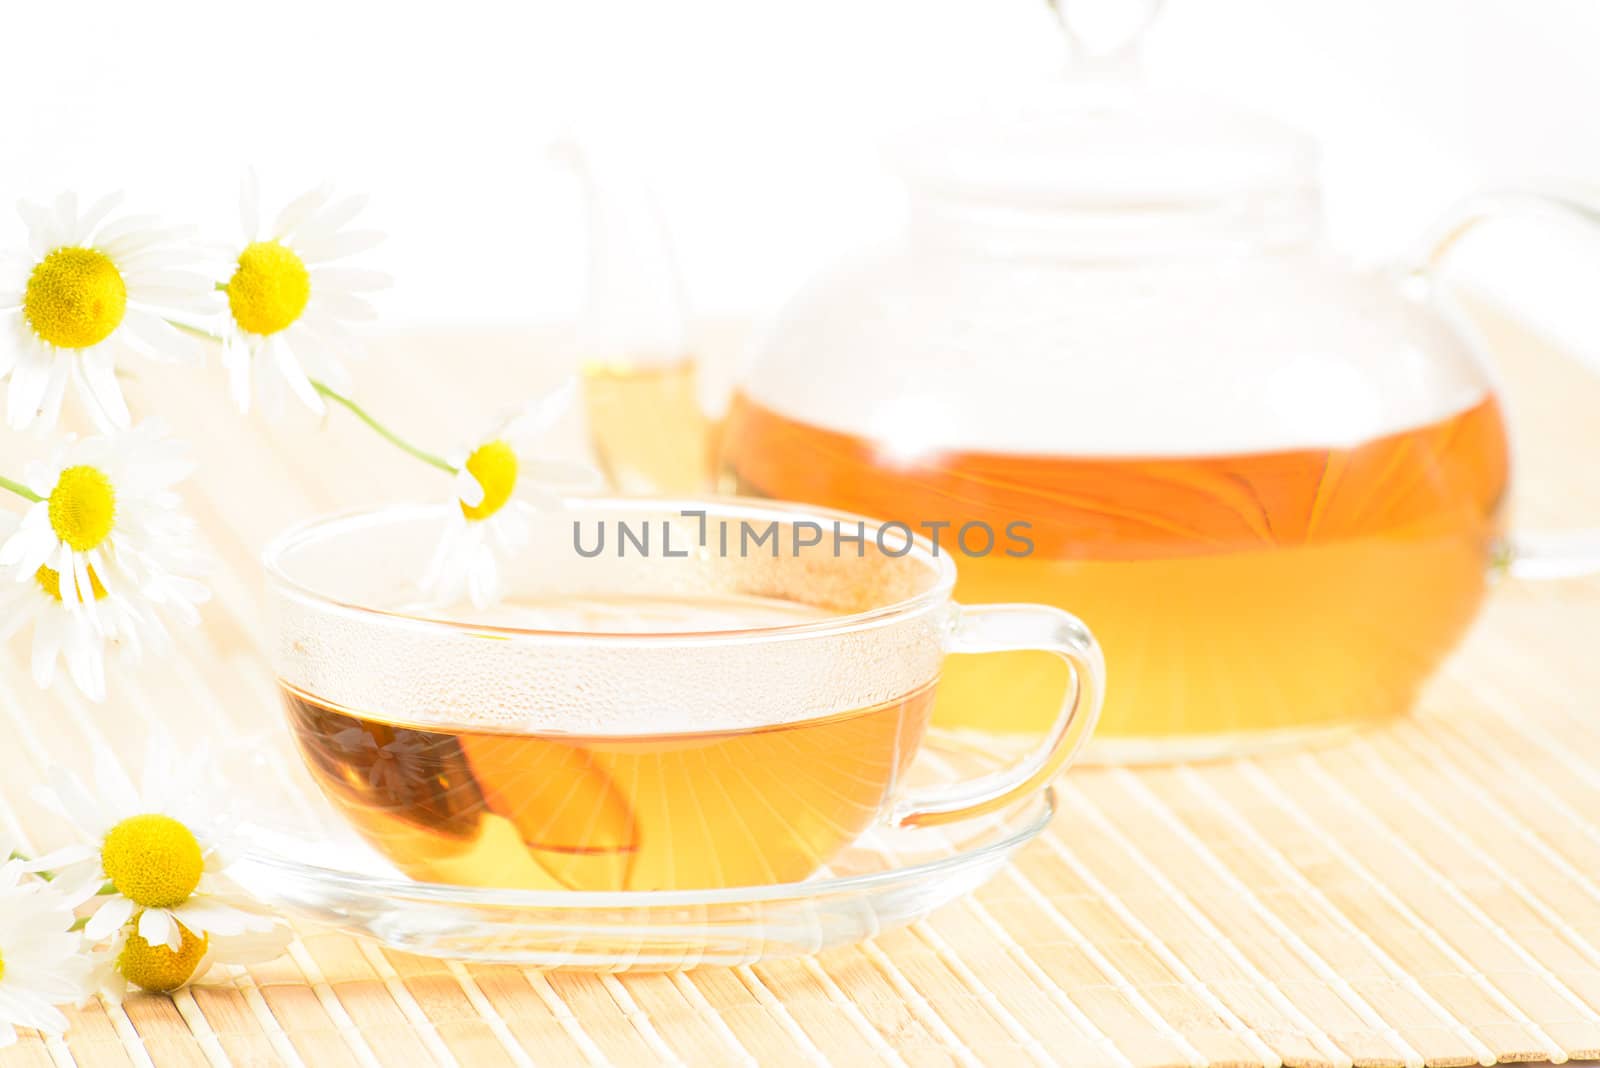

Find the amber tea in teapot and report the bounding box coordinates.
[721,390,1509,746]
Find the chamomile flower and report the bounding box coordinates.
[218,174,389,418]
[0,517,170,702]
[420,381,600,609]
[0,192,210,431]
[0,422,208,622]
[92,920,291,1000]
[0,860,90,1048]
[30,745,284,954]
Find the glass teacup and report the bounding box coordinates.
[263,498,1103,892]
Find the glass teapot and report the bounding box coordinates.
[567,9,1600,761]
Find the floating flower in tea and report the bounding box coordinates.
[422,380,601,608]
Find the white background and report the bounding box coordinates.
[2,1,1599,356]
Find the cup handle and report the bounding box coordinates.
[891,604,1105,829]
[1412,189,1600,579]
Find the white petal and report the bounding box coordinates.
[455,468,486,508]
[85,895,135,942]
[94,746,141,816]
[267,337,325,415]
[78,192,126,243]
[56,872,108,909]
[281,325,351,389]
[253,355,287,420]
[169,899,255,936]
[35,357,69,430]
[69,552,96,613]
[138,906,175,949]
[466,546,500,610]
[112,246,199,272]
[52,191,79,242]
[272,184,333,239]
[240,169,260,240]
[62,617,106,701]
[293,193,367,244]
[0,316,21,379]
[221,336,253,413]
[6,345,54,429]
[521,458,605,496]
[90,214,161,249]
[117,310,203,366]
[123,267,210,295]
[310,267,392,292]
[419,518,468,601]
[34,765,105,833]
[310,290,376,322]
[295,228,384,263]
[505,377,578,441]
[490,508,530,552]
[29,615,61,689]
[0,508,56,572]
[207,924,293,964]
[20,844,95,873]
[17,200,64,258]
[77,348,131,429]
[51,544,75,597]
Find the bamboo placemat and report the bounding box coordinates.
[3,304,1600,1068]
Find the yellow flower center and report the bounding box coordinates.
[23,247,128,350]
[460,440,518,521]
[35,564,109,602]
[226,240,311,336]
[101,814,204,909]
[47,465,117,552]
[118,920,208,993]
[0,948,6,983]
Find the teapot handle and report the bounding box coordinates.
[1412,189,1600,580]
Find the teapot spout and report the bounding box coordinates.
[553,134,716,495]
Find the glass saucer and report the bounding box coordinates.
[224,736,1052,970]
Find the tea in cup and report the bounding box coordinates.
[264,499,1103,892]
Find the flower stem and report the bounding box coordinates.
[0,475,43,503]
[311,380,458,475]
[162,318,460,477]
[168,320,224,345]
[7,850,54,881]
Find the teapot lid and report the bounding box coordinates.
[890,2,1318,212]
